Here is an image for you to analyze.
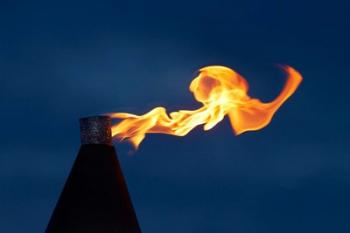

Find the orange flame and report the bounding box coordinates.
[110,65,302,148]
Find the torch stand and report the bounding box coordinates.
[45,116,141,233]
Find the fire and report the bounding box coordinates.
[110,65,302,148]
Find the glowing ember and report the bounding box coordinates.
[110,65,302,148]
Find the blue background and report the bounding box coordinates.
[1,1,349,232]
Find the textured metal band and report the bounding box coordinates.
[79,115,112,145]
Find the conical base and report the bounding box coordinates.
[46,144,141,233]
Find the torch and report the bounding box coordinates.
[46,116,141,233]
[45,64,302,233]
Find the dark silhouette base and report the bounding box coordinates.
[46,144,141,233]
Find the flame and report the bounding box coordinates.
[110,65,302,148]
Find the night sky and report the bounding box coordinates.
[1,1,350,232]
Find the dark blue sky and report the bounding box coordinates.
[1,1,349,232]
